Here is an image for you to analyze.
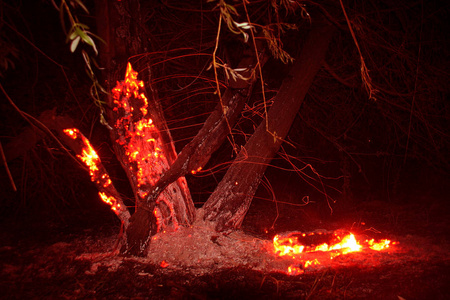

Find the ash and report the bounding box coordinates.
[140,219,291,275]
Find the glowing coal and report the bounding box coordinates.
[272,230,395,275]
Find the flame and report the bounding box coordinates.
[329,233,362,254]
[273,235,305,256]
[367,238,391,250]
[272,230,395,275]
[111,62,179,232]
[63,128,120,213]
[98,192,121,212]
[274,232,362,257]
[112,63,169,193]
[64,128,100,175]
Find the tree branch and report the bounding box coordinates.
[202,18,336,232]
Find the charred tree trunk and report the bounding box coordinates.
[202,20,336,232]
[145,43,268,204]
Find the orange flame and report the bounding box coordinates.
[273,232,362,257]
[272,230,395,275]
[112,63,169,193]
[63,128,120,213]
[98,192,121,212]
[111,62,179,231]
[367,238,391,251]
[160,260,169,268]
[64,128,100,176]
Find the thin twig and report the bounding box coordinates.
[0,83,85,170]
[0,141,17,191]
[339,0,377,100]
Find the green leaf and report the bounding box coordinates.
[83,34,95,47]
[87,32,107,45]
[69,31,78,40]
[76,27,88,40]
[75,22,90,30]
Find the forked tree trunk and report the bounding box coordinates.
[202,21,335,232]
[95,0,335,255]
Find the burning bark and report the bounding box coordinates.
[93,0,196,256]
[60,13,336,256]
[110,63,195,255]
[115,39,268,255]
[63,128,131,228]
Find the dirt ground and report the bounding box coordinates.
[1,196,449,300]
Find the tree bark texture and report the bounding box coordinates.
[95,0,195,255]
[145,44,268,204]
[202,21,336,232]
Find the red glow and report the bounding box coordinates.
[112,63,169,192]
[160,260,169,268]
[191,167,202,174]
[63,128,126,215]
[111,62,180,232]
[367,238,391,250]
[98,192,121,212]
[272,230,396,275]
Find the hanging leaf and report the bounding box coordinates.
[83,34,98,55]
[70,36,81,52]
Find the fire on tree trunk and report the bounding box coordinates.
[119,43,268,256]
[111,63,195,255]
[87,0,335,256]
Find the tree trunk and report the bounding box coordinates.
[145,42,268,203]
[95,0,195,256]
[202,20,336,232]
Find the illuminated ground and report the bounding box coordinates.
[0,196,448,299]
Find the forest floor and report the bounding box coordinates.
[0,195,449,300]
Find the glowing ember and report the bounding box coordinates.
[112,63,170,193]
[112,62,182,231]
[160,260,169,268]
[329,233,362,254]
[367,238,391,251]
[191,167,202,174]
[63,128,100,177]
[272,230,396,275]
[287,265,303,275]
[63,128,130,223]
[98,192,121,212]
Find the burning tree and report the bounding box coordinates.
[51,0,337,256]
[1,0,447,267]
